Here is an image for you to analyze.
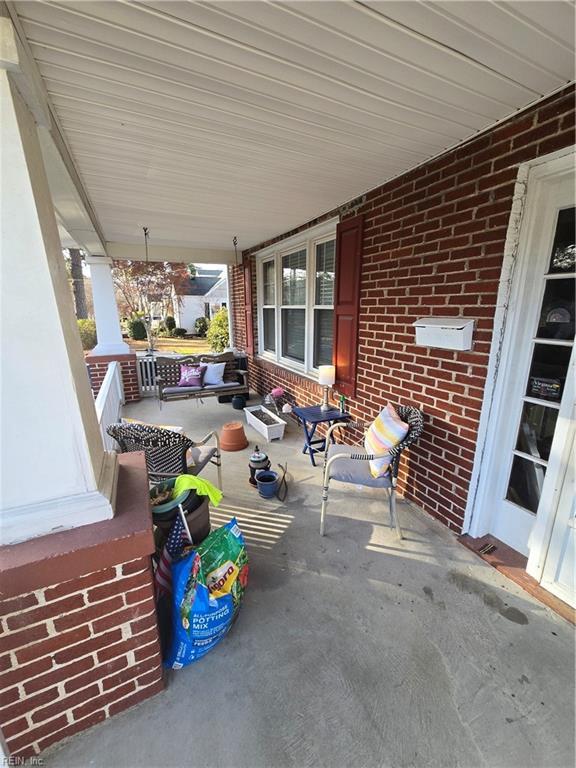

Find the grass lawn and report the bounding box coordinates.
[127,337,211,355]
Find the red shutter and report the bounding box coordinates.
[333,214,363,398]
[243,255,254,356]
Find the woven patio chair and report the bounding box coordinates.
[319,405,424,538]
[106,422,222,488]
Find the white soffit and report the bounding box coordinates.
[13,0,576,251]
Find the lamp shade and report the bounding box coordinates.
[318,365,335,386]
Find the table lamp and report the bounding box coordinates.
[318,365,336,411]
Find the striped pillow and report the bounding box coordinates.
[364,404,409,478]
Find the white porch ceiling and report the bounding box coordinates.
[13,0,576,251]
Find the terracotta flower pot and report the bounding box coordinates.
[220,421,249,452]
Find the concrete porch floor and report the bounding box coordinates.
[47,397,574,768]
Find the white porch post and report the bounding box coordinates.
[0,28,115,544]
[86,255,130,355]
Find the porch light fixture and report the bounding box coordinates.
[318,365,335,411]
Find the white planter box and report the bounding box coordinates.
[244,405,286,441]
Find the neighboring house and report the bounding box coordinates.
[172,266,228,332]
[232,87,575,610]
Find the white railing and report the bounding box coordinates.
[136,356,157,397]
[95,361,124,450]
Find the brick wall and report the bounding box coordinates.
[0,557,163,758]
[230,86,575,532]
[86,353,141,404]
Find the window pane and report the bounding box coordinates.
[515,402,558,462]
[314,309,334,367]
[263,308,275,352]
[281,308,305,362]
[548,207,575,274]
[263,261,275,305]
[282,250,306,305]
[315,240,335,305]
[537,278,575,340]
[526,344,571,402]
[506,455,546,514]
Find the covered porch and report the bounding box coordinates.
[1,0,575,763]
[44,396,574,768]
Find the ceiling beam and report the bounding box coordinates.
[106,242,238,265]
[3,1,106,255]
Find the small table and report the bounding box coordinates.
[292,405,350,467]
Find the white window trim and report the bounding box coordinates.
[255,218,338,378]
[310,233,337,370]
[261,257,276,355]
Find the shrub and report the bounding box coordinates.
[128,318,147,340]
[77,319,97,351]
[165,316,176,332]
[207,307,229,352]
[194,316,209,337]
[173,327,187,338]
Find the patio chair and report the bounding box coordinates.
[319,405,424,538]
[106,422,222,488]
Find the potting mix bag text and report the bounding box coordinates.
[164,518,248,669]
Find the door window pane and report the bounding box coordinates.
[282,250,306,305]
[281,309,305,362]
[263,261,275,305]
[548,207,575,274]
[263,308,275,352]
[314,309,334,367]
[515,402,558,462]
[526,344,572,402]
[537,279,575,340]
[506,455,546,514]
[315,241,335,305]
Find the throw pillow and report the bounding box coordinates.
[203,362,226,386]
[178,364,206,388]
[364,403,409,478]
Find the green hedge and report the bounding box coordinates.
[77,319,97,351]
[194,316,209,337]
[128,318,147,340]
[207,308,229,352]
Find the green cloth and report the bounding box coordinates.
[173,474,223,507]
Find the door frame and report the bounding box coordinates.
[464,148,575,553]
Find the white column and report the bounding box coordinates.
[0,37,114,544]
[86,255,130,355]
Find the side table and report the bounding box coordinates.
[292,405,350,467]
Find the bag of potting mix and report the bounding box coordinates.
[164,518,248,669]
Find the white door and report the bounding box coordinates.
[537,433,575,607]
[473,156,575,560]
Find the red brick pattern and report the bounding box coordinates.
[0,558,164,757]
[231,86,575,532]
[86,353,141,403]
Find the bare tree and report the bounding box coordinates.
[69,248,88,319]
[111,260,186,350]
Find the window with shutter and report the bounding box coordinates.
[254,218,338,376]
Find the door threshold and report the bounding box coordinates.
[458,534,575,625]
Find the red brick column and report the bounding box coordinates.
[0,454,164,758]
[85,352,141,403]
